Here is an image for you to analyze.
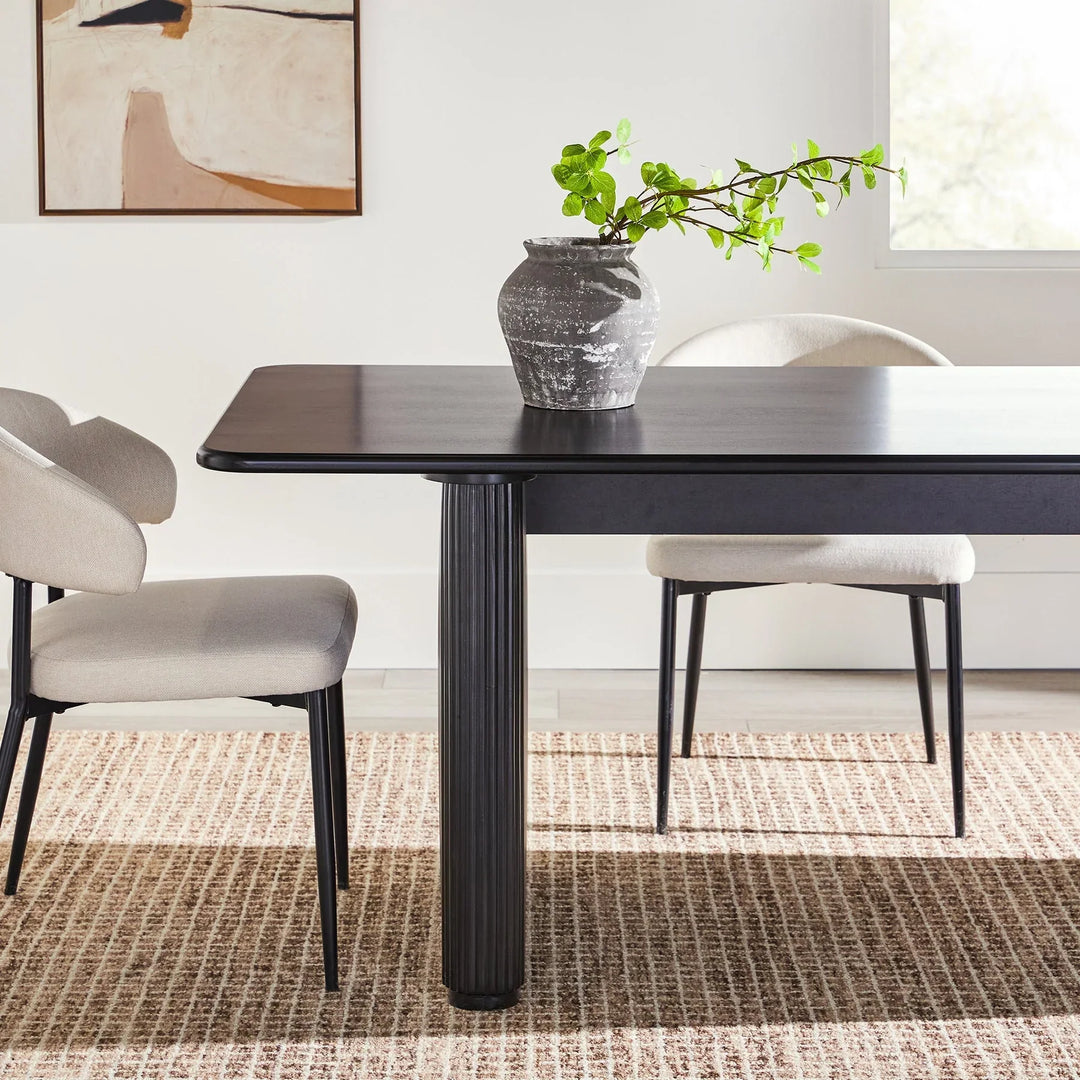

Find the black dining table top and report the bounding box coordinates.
[196,363,1080,475]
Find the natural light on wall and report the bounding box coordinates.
[890,0,1080,251]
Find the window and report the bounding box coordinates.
[884,0,1080,264]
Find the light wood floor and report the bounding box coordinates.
[52,669,1080,733]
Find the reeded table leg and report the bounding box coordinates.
[428,474,528,1011]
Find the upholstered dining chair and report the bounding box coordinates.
[0,389,355,991]
[649,314,974,839]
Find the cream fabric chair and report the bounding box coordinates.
[649,315,974,838]
[0,389,356,991]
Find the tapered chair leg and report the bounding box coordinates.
[908,595,937,765]
[656,578,678,835]
[0,578,33,829]
[5,713,53,895]
[944,585,965,838]
[306,688,339,991]
[0,704,27,831]
[326,679,349,890]
[681,592,708,759]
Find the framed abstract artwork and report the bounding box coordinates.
[36,0,361,215]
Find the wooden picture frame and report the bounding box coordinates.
[36,0,361,215]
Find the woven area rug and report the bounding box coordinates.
[3,729,1080,1078]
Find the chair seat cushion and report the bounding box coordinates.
[29,576,357,703]
[646,534,975,586]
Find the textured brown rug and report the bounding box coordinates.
[2,729,1080,1078]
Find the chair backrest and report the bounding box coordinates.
[660,313,952,368]
[0,389,178,594]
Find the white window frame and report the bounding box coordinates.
[874,0,1080,269]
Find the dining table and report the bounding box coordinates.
[198,362,1080,1011]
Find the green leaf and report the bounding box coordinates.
[561,193,583,217]
[707,227,726,249]
[680,176,697,189]
[734,158,753,173]
[586,148,607,170]
[565,172,591,194]
[795,242,822,257]
[860,144,885,167]
[589,129,612,150]
[561,143,587,158]
[755,175,777,196]
[777,172,789,193]
[812,159,833,180]
[599,186,616,214]
[897,164,908,197]
[583,199,608,226]
[769,215,785,235]
[839,168,852,197]
[711,168,724,187]
[617,146,632,164]
[796,170,815,191]
[616,117,632,143]
[807,138,820,158]
[767,196,778,213]
[861,164,878,189]
[640,162,658,186]
[813,190,829,216]
[640,210,668,229]
[626,222,646,243]
[798,256,822,274]
[671,216,686,235]
[622,195,643,221]
[593,170,616,194]
[551,163,572,186]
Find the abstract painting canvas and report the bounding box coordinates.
[37,0,360,214]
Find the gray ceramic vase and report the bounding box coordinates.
[497,237,660,410]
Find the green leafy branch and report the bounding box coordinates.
[552,119,908,272]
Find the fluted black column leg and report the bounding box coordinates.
[429,473,528,1012]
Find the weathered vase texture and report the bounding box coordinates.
[498,237,660,410]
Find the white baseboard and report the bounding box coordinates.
[345,569,1080,670]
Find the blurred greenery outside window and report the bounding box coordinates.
[890,0,1080,253]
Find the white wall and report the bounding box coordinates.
[2,0,1079,670]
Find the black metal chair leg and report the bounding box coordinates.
[0,578,33,830]
[656,578,678,835]
[681,591,708,758]
[908,595,937,765]
[5,713,53,895]
[306,688,339,991]
[326,679,349,890]
[0,703,27,831]
[944,585,965,838]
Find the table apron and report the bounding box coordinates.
[524,473,1080,535]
